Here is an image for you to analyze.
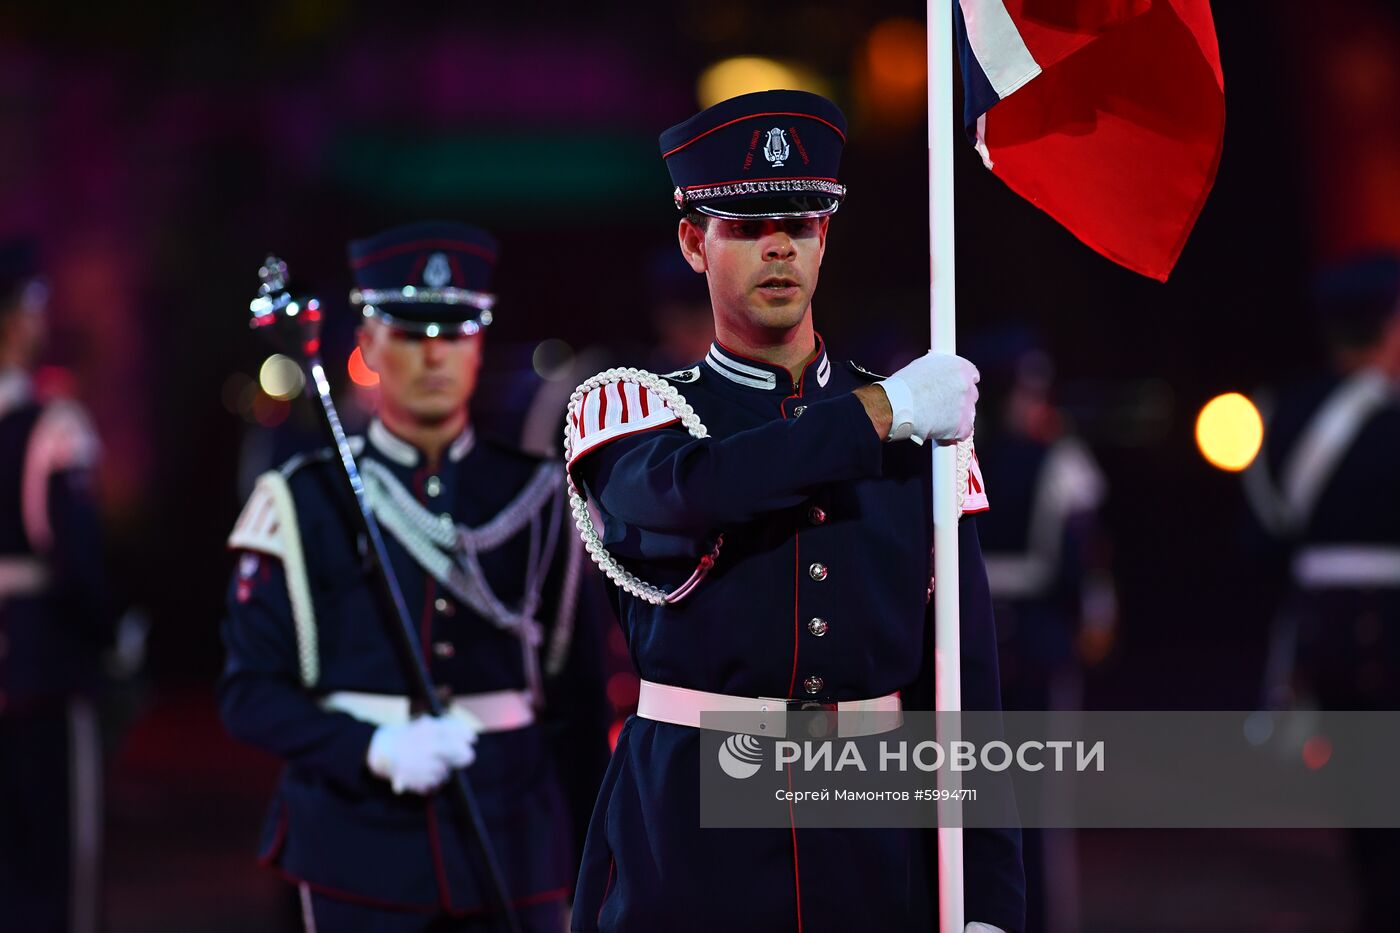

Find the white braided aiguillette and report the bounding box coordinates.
[955,432,974,519]
[564,367,708,605]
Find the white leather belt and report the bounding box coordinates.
[1293,546,1400,589]
[320,689,535,733]
[0,558,49,599]
[636,679,902,738]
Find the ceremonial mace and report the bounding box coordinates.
[249,257,523,933]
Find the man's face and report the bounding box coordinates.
[678,215,829,340]
[357,317,482,426]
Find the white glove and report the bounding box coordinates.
[876,351,979,445]
[966,924,1008,933]
[366,715,479,795]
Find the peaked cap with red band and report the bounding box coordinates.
[660,89,848,220]
[347,220,499,335]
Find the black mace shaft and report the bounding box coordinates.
[250,257,523,933]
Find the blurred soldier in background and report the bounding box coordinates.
[520,247,714,461]
[643,248,715,376]
[220,222,610,932]
[0,236,110,933]
[970,327,1116,933]
[1244,252,1400,932]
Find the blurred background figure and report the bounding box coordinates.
[518,247,714,743]
[219,224,610,932]
[967,326,1117,933]
[1242,252,1400,932]
[520,247,713,459]
[643,248,715,375]
[0,236,111,933]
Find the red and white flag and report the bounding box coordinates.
[956,0,1225,281]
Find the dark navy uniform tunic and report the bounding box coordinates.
[0,374,107,711]
[219,421,609,919]
[566,339,1025,933]
[0,369,108,933]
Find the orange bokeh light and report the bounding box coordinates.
[855,17,928,130]
[866,17,926,93]
[348,346,379,387]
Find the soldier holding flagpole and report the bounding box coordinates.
[565,89,1024,933]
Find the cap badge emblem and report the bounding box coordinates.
[423,252,452,288]
[763,127,790,168]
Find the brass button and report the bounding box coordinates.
[432,641,455,659]
[803,675,824,695]
[808,506,826,525]
[434,597,454,616]
[792,405,807,417]
[808,562,828,581]
[425,476,442,498]
[808,617,828,637]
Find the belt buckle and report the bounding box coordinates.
[788,697,838,739]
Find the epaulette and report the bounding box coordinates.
[847,360,888,382]
[563,367,720,606]
[564,368,685,468]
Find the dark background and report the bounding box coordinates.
[4,1,1399,929]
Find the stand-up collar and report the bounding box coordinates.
[367,418,476,468]
[0,367,32,418]
[703,336,831,394]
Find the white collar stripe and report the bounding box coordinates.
[0,368,32,418]
[708,345,774,379]
[368,419,419,467]
[448,426,476,462]
[368,419,475,467]
[704,343,832,391]
[705,350,776,390]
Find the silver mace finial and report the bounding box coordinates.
[258,255,289,297]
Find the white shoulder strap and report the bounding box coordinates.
[1279,371,1393,530]
[228,471,320,687]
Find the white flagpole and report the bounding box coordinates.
[927,2,965,933]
